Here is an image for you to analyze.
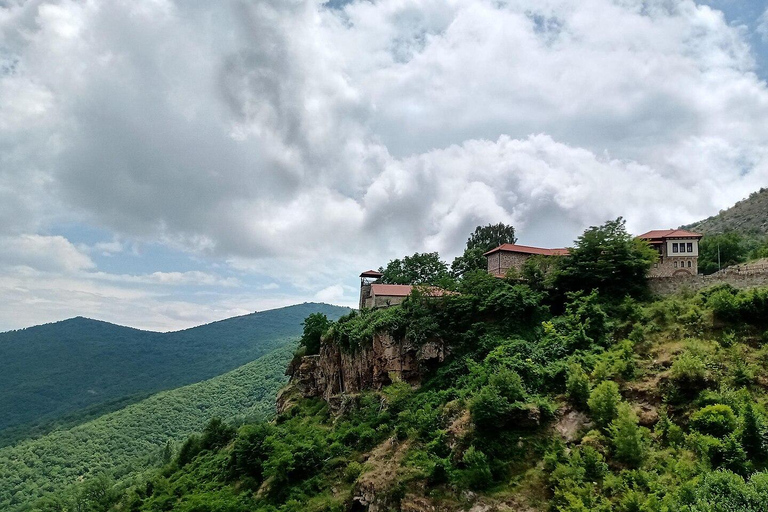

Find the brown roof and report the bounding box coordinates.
[484,244,570,257]
[637,229,702,240]
[360,270,384,278]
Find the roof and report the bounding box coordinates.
[637,229,702,240]
[370,284,413,297]
[360,270,384,278]
[483,244,570,257]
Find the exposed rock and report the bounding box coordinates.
[291,332,448,402]
[352,438,411,512]
[555,408,590,443]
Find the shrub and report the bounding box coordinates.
[691,405,738,438]
[670,352,708,392]
[609,403,646,467]
[343,461,363,483]
[489,369,526,403]
[459,446,493,490]
[740,402,766,461]
[566,363,591,409]
[588,381,621,428]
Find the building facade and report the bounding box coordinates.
[484,244,569,276]
[637,229,703,277]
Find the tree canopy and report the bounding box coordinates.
[451,223,517,277]
[379,252,449,285]
[299,313,331,355]
[554,217,657,299]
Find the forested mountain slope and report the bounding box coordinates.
[684,188,768,235]
[0,303,349,441]
[0,344,295,512]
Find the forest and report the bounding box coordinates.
[0,346,294,511]
[0,303,349,446]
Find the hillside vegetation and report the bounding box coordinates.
[80,219,768,511]
[0,345,295,512]
[684,188,768,236]
[0,303,349,442]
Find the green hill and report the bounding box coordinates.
[684,187,768,235]
[0,303,349,442]
[0,345,295,511]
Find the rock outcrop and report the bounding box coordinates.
[290,332,447,401]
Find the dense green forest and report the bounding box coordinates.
[0,303,349,443]
[0,345,295,511]
[88,220,768,512]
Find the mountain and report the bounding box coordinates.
[0,303,350,442]
[683,187,768,235]
[0,344,295,511]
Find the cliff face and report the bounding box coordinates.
[290,332,447,402]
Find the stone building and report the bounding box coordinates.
[484,244,569,277]
[359,270,454,309]
[637,229,702,277]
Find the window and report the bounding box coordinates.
[687,242,693,252]
[688,261,692,268]
[674,261,678,268]
[672,243,679,253]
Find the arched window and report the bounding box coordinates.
[688,261,692,268]
[674,261,678,268]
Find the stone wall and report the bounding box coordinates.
[290,332,447,402]
[649,266,768,295]
[486,251,530,276]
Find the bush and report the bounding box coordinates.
[588,381,621,428]
[609,403,646,467]
[691,405,738,438]
[670,352,708,393]
[459,446,493,490]
[489,369,526,403]
[566,364,591,409]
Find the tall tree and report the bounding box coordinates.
[379,252,449,285]
[299,313,331,355]
[554,218,657,299]
[698,232,747,275]
[451,223,517,276]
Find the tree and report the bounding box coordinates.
[299,313,331,355]
[609,403,646,467]
[379,252,449,285]
[699,233,748,275]
[554,217,657,299]
[451,223,517,277]
[588,381,621,429]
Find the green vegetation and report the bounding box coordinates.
[684,187,768,236]
[0,303,349,443]
[450,222,517,276]
[85,218,768,512]
[0,345,294,511]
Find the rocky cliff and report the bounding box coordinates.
[288,332,447,403]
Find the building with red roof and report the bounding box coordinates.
[637,229,702,277]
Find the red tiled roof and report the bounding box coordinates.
[360,270,384,278]
[370,284,413,297]
[637,229,702,240]
[483,244,570,257]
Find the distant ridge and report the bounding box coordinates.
[683,188,768,235]
[0,302,350,441]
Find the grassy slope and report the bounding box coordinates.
[0,303,349,439]
[684,188,768,235]
[0,344,295,512]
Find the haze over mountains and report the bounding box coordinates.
[0,303,349,441]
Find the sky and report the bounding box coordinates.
[2,0,768,331]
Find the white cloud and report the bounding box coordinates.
[0,234,95,272]
[2,0,768,329]
[759,9,768,42]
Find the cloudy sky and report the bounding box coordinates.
[1,0,768,331]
